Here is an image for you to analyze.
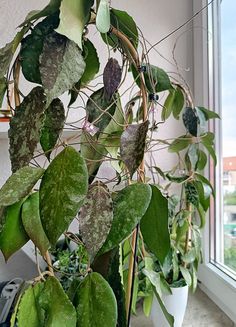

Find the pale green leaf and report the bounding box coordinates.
[99,183,152,255]
[22,192,50,256]
[141,185,170,264]
[74,272,117,327]
[168,135,192,153]
[0,166,44,207]
[96,0,110,33]
[39,146,88,245]
[56,0,94,49]
[179,266,191,287]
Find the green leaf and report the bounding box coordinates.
[17,277,77,327]
[56,0,94,49]
[20,14,59,84]
[0,26,29,77]
[107,249,127,327]
[40,146,88,245]
[0,166,44,207]
[179,266,191,287]
[0,200,29,261]
[182,107,198,137]
[86,88,118,133]
[102,9,139,48]
[186,144,198,170]
[142,269,162,297]
[182,248,197,264]
[195,173,214,197]
[166,173,189,183]
[154,166,166,180]
[201,132,217,166]
[120,121,149,177]
[40,98,65,160]
[74,272,117,327]
[132,64,171,94]
[99,183,152,255]
[168,135,192,153]
[17,282,44,327]
[19,0,61,27]
[40,32,86,106]
[162,86,184,120]
[80,39,100,87]
[140,185,170,264]
[143,293,153,317]
[0,77,7,107]
[9,87,47,172]
[195,107,207,135]
[96,0,110,33]
[185,182,199,207]
[197,149,207,170]
[103,58,122,100]
[39,277,77,326]
[196,106,220,120]
[80,181,113,260]
[152,287,174,327]
[80,132,107,179]
[22,192,50,256]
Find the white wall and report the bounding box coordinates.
[0,0,194,281]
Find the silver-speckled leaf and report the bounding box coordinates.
[79,181,113,260]
[40,32,86,106]
[99,183,152,255]
[40,98,65,160]
[39,146,88,245]
[9,87,46,172]
[74,272,117,327]
[17,277,77,327]
[120,121,149,177]
[103,58,122,100]
[22,192,50,256]
[0,166,44,207]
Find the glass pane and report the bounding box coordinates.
[221,0,236,273]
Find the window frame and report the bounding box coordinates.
[193,0,236,322]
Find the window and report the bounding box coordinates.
[193,0,236,322]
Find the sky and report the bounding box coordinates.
[221,0,236,156]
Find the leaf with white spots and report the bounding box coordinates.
[9,87,47,172]
[0,166,44,207]
[99,183,152,255]
[120,121,149,177]
[40,32,85,106]
[74,272,117,327]
[79,181,113,260]
[39,146,88,245]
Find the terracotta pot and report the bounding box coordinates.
[151,285,189,327]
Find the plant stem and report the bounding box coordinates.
[45,250,54,276]
[13,58,21,107]
[110,27,148,325]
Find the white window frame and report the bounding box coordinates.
[193,0,236,323]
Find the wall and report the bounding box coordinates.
[0,0,194,281]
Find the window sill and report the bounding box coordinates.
[198,262,236,323]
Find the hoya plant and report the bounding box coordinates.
[0,0,218,326]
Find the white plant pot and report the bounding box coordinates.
[150,285,189,327]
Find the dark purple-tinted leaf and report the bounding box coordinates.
[79,181,113,260]
[103,58,122,100]
[120,121,149,177]
[40,98,65,160]
[40,32,85,106]
[182,107,198,137]
[9,87,46,172]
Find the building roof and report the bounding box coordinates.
[224,157,236,171]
